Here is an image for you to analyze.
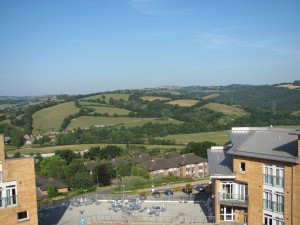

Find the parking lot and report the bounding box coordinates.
[39,192,213,225]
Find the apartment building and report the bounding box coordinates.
[0,134,38,225]
[207,127,300,225]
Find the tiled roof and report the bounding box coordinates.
[227,127,299,163]
[132,154,153,163]
[111,157,129,167]
[36,176,69,191]
[207,147,234,176]
[144,158,179,171]
[172,153,207,166]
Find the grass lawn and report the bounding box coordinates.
[156,130,230,145]
[203,103,248,117]
[0,103,18,110]
[166,99,199,107]
[84,106,131,115]
[32,102,80,133]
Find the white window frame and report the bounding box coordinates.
[240,162,246,173]
[17,210,29,221]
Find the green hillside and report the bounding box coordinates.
[32,102,80,133]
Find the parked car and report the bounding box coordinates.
[139,193,147,200]
[152,191,161,198]
[164,189,173,195]
[181,187,192,195]
[195,185,205,192]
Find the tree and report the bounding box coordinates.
[55,149,79,164]
[180,141,216,158]
[116,163,132,177]
[47,185,59,198]
[40,155,66,179]
[131,164,149,179]
[92,164,113,186]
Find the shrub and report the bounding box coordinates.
[122,176,148,190]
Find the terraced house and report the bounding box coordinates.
[207,127,300,225]
[0,134,38,225]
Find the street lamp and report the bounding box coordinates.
[84,189,87,200]
[151,177,154,192]
[122,185,125,200]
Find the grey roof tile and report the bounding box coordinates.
[207,147,234,176]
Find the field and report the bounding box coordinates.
[32,102,80,133]
[82,93,130,102]
[292,110,300,117]
[166,99,199,107]
[0,103,18,110]
[202,93,220,100]
[203,103,248,117]
[156,130,229,145]
[67,116,156,130]
[7,143,185,155]
[0,119,11,125]
[141,96,171,101]
[276,84,300,89]
[84,106,131,115]
[79,101,105,106]
[115,118,183,128]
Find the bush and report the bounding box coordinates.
[48,185,59,198]
[122,176,148,190]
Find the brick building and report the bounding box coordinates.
[0,134,38,225]
[207,127,300,225]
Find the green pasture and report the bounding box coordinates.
[32,102,80,133]
[202,93,220,100]
[156,131,230,145]
[8,143,185,155]
[292,110,300,117]
[0,104,18,110]
[203,103,248,117]
[115,118,183,128]
[0,119,11,125]
[141,96,171,101]
[79,101,106,106]
[81,93,130,102]
[84,106,131,115]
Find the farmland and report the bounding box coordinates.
[82,93,130,102]
[166,99,199,107]
[115,118,183,128]
[203,103,248,117]
[7,143,185,155]
[156,130,229,145]
[32,102,80,133]
[83,106,131,115]
[141,96,171,101]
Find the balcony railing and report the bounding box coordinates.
[218,192,248,207]
[0,195,18,208]
[263,174,284,188]
[263,199,284,213]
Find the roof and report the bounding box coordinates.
[36,176,69,191]
[111,157,129,167]
[207,146,234,177]
[144,158,179,171]
[132,154,153,163]
[85,161,97,171]
[227,127,299,164]
[172,153,207,166]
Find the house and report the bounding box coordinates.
[35,176,69,196]
[0,134,38,224]
[137,153,209,178]
[207,127,300,225]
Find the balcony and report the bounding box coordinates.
[0,195,18,208]
[263,174,284,188]
[218,193,248,207]
[263,199,284,213]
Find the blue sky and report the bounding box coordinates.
[0,0,300,96]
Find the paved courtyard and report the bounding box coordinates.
[39,194,213,225]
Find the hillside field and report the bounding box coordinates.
[84,106,131,115]
[7,143,185,155]
[82,93,130,102]
[203,103,248,117]
[166,99,199,107]
[32,102,80,133]
[156,131,229,145]
[141,96,171,101]
[115,118,184,128]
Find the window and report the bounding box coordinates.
[220,205,235,221]
[240,162,246,172]
[17,211,28,221]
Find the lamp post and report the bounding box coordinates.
[151,177,154,192]
[84,189,87,200]
[122,185,125,201]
